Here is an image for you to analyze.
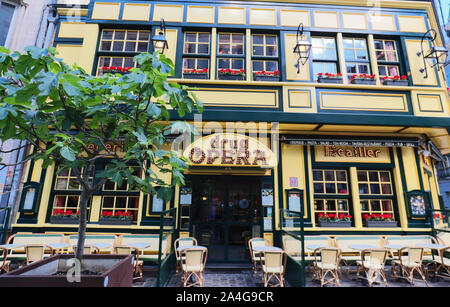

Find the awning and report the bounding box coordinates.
[281,135,420,147]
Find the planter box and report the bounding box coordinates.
[98,218,132,225]
[351,79,376,85]
[183,73,208,80]
[317,77,343,84]
[318,221,352,228]
[383,80,409,86]
[218,74,244,81]
[364,220,398,228]
[50,216,79,224]
[254,75,280,82]
[0,254,133,287]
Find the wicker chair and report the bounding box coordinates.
[0,247,10,274]
[313,248,341,287]
[259,250,287,287]
[114,245,144,283]
[248,237,270,279]
[356,249,388,287]
[174,237,198,273]
[25,245,45,265]
[180,247,208,287]
[392,247,429,287]
[432,246,450,281]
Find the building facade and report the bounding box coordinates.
[10,0,450,263]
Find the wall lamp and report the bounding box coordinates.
[416,28,448,79]
[293,23,312,73]
[152,18,168,54]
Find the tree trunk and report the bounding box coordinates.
[75,189,91,264]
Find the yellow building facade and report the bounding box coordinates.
[12,0,450,262]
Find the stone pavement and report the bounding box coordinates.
[134,266,449,287]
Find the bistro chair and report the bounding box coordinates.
[180,247,208,287]
[0,247,10,274]
[72,245,100,255]
[174,237,198,273]
[313,248,341,287]
[391,247,429,287]
[432,246,450,281]
[114,245,144,283]
[25,245,45,265]
[248,237,270,280]
[356,249,389,287]
[259,250,287,287]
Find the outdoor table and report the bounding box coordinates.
[252,246,282,253]
[127,243,151,250]
[45,243,71,255]
[415,243,447,250]
[306,244,330,251]
[348,244,378,251]
[89,243,111,250]
[383,244,407,259]
[177,245,207,252]
[0,244,24,250]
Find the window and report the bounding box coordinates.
[311,37,338,80]
[374,39,400,77]
[183,32,210,79]
[96,29,150,76]
[54,167,94,191]
[0,1,17,47]
[313,169,350,225]
[251,33,279,80]
[217,32,245,80]
[343,37,371,78]
[358,170,396,223]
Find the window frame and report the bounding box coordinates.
[182,31,211,79]
[373,38,405,80]
[216,31,246,79]
[250,32,280,81]
[311,36,339,81]
[342,37,371,78]
[0,0,19,48]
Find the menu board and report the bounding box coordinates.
[152,195,164,212]
[262,189,274,207]
[180,187,192,205]
[286,189,303,213]
[264,218,272,231]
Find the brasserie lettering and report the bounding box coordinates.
[324,145,381,158]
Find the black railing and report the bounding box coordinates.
[279,208,306,287]
[156,207,177,287]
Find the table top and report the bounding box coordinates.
[126,243,151,249]
[0,244,23,250]
[252,246,282,252]
[348,244,378,251]
[46,243,70,249]
[306,244,330,251]
[383,244,406,250]
[177,245,207,252]
[89,243,111,249]
[416,243,447,249]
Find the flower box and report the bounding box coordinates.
[364,220,398,228]
[254,75,280,82]
[102,66,132,75]
[382,80,409,86]
[317,77,343,84]
[351,79,376,85]
[98,218,132,225]
[218,74,244,81]
[318,221,352,228]
[183,73,208,80]
[50,216,79,224]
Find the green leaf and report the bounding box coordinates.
[60,146,77,161]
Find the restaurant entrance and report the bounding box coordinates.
[190,176,261,262]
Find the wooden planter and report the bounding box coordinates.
[364,220,398,228]
[0,254,133,287]
[183,73,208,79]
[351,79,376,85]
[218,74,244,80]
[383,80,409,86]
[318,221,352,228]
[50,216,79,224]
[254,75,280,82]
[98,218,132,225]
[317,77,343,84]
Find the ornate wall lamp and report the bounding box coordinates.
[293,23,312,73]
[152,18,168,54]
[417,28,448,79]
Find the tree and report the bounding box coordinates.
[0,46,202,263]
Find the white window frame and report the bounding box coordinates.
[1,0,19,49]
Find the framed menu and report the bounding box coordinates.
[180,187,192,205]
[152,195,164,212]
[286,189,303,213]
[406,190,430,219]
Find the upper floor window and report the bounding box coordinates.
[217,32,246,80]
[183,32,210,79]
[99,29,150,53]
[343,37,370,78]
[311,36,338,80]
[0,1,17,47]
[374,39,400,77]
[251,33,279,81]
[97,56,139,76]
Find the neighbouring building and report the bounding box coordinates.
[9,0,450,263]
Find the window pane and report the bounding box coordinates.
[185,33,197,42]
[197,59,209,70]
[378,66,387,76]
[387,66,399,76]
[381,184,392,195]
[115,31,125,40]
[346,64,357,74]
[369,172,379,181]
[115,197,127,209]
[112,41,124,52]
[265,35,276,45]
[360,200,369,211]
[344,49,355,61]
[125,42,136,52]
[54,196,66,208]
[231,59,243,70]
[197,44,209,54]
[313,171,323,181]
[337,200,348,211]
[218,58,230,69]
[67,196,79,208]
[126,31,137,40]
[358,64,369,74]
[101,41,112,51]
[252,35,264,45]
[55,179,68,190]
[198,33,210,43]
[103,197,114,208]
[219,34,230,43]
[183,58,195,69]
[265,61,278,71]
[376,50,386,61]
[315,200,324,210]
[325,183,336,194]
[386,51,397,62]
[123,58,134,68]
[232,34,243,44]
[232,45,243,55]
[356,49,367,60]
[357,171,367,181]
[337,183,348,194]
[324,171,335,181]
[371,200,381,211]
[336,171,346,181]
[314,183,324,194]
[354,39,366,49]
[382,200,392,211]
[137,42,148,52]
[184,43,196,54]
[326,200,336,211]
[253,45,264,56]
[380,172,390,182]
[139,31,150,41]
[102,31,114,40]
[370,184,380,194]
[112,57,122,66]
[359,183,369,194]
[253,60,264,72]
[343,39,353,48]
[218,44,230,55]
[374,40,383,50]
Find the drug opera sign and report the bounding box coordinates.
[183,134,277,168]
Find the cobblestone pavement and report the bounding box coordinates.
[134,267,449,287]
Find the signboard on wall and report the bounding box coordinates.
[315,146,391,163]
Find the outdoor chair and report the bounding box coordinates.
[248,237,270,279]
[259,250,287,287]
[0,247,10,274]
[391,247,429,287]
[174,237,198,273]
[180,247,208,287]
[356,249,389,287]
[25,245,45,265]
[432,246,450,281]
[313,248,341,287]
[114,245,144,283]
[72,245,100,255]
